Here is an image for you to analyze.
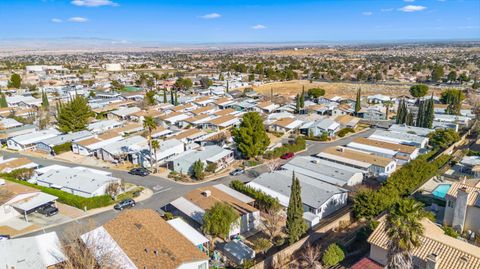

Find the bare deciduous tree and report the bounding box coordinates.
[266,158,282,173]
[300,242,322,269]
[262,209,285,240]
[55,219,118,269]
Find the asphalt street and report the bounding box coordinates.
[7,128,375,238]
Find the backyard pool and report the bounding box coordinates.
[432,184,452,199]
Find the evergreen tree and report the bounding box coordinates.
[163,88,167,103]
[424,95,434,128]
[441,88,465,115]
[299,87,305,108]
[226,81,229,93]
[0,92,8,108]
[41,91,49,110]
[174,90,178,105]
[56,95,93,132]
[396,99,407,124]
[406,111,414,126]
[232,112,270,159]
[7,73,21,89]
[355,88,361,115]
[286,172,307,245]
[170,90,174,105]
[192,159,205,180]
[416,101,424,127]
[295,94,301,113]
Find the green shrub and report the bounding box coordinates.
[263,136,306,159]
[466,150,480,156]
[205,162,218,173]
[52,142,72,155]
[230,180,281,212]
[337,127,355,138]
[442,226,459,238]
[322,243,345,267]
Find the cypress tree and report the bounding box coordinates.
[355,88,361,115]
[395,100,403,124]
[295,94,300,113]
[416,101,424,127]
[425,95,434,128]
[300,88,305,108]
[174,90,178,106]
[406,111,414,126]
[0,92,8,108]
[170,89,174,105]
[286,172,307,245]
[226,81,229,93]
[41,91,49,110]
[163,88,167,103]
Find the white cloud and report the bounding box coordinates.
[51,18,63,23]
[362,11,373,16]
[252,24,267,30]
[398,5,427,12]
[68,17,88,23]
[71,0,118,7]
[200,13,221,19]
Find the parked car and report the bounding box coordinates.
[0,234,10,241]
[281,152,295,160]
[129,167,150,176]
[114,199,136,210]
[37,205,59,217]
[230,168,245,176]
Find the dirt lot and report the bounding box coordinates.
[247,80,444,99]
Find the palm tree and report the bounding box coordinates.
[383,100,394,120]
[384,199,430,269]
[151,140,160,173]
[143,116,157,171]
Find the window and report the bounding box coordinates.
[198,262,207,269]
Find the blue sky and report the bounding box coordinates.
[0,0,479,43]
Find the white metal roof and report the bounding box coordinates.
[11,192,58,212]
[167,218,209,246]
[213,184,255,204]
[0,232,65,269]
[170,197,205,224]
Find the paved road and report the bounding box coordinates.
[7,128,375,238]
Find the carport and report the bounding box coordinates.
[10,193,58,222]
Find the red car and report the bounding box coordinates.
[281,152,294,160]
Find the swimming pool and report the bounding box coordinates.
[432,184,452,199]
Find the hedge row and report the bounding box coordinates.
[337,127,355,138]
[52,142,72,155]
[263,136,306,159]
[230,180,281,212]
[2,174,115,210]
[353,154,451,219]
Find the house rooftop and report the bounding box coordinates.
[248,170,348,209]
[351,137,417,154]
[446,183,480,207]
[368,216,480,269]
[183,185,258,215]
[282,156,363,186]
[318,146,393,168]
[90,209,207,269]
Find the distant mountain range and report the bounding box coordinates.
[0,37,478,54]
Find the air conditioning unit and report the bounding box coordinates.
[202,190,211,197]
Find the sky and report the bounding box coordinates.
[0,0,479,44]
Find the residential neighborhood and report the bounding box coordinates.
[1,1,480,268]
